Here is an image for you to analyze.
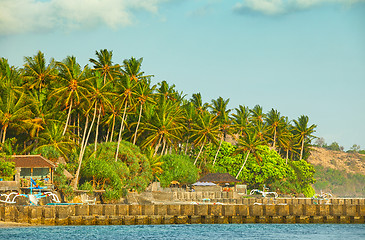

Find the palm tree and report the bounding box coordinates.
[191,93,209,114]
[35,121,76,158]
[235,132,263,179]
[89,49,119,84]
[23,51,56,95]
[86,72,114,152]
[121,57,153,83]
[210,97,232,165]
[0,91,31,143]
[249,104,265,126]
[190,111,220,165]
[232,105,251,137]
[131,81,155,144]
[51,56,92,135]
[114,74,138,161]
[292,115,317,160]
[138,101,184,156]
[265,108,284,149]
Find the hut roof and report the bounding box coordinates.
[7,155,55,168]
[197,173,240,183]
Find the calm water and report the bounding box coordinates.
[0,224,364,240]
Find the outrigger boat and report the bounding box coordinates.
[0,178,60,205]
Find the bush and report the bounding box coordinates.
[0,156,15,181]
[80,141,152,199]
[159,154,199,187]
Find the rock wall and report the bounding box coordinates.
[1,198,364,225]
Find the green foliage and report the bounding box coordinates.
[0,156,16,180]
[302,185,316,197]
[208,142,316,195]
[80,141,152,199]
[159,154,199,187]
[31,145,61,160]
[54,164,74,201]
[313,165,365,197]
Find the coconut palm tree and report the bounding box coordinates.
[235,132,263,179]
[265,108,285,149]
[292,115,317,160]
[89,49,119,84]
[190,111,220,165]
[138,101,184,156]
[210,96,232,165]
[50,56,92,135]
[0,91,31,143]
[121,57,153,83]
[23,51,56,95]
[131,81,156,144]
[232,105,251,138]
[249,104,265,126]
[191,92,210,114]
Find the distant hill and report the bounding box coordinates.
[307,147,365,197]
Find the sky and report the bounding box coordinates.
[0,0,365,150]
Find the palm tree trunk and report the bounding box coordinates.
[94,105,102,152]
[72,102,97,189]
[109,114,116,142]
[194,141,205,165]
[133,104,143,144]
[236,150,250,179]
[77,114,80,144]
[62,99,73,136]
[115,102,128,162]
[161,137,166,156]
[213,135,223,165]
[154,135,163,156]
[72,114,89,190]
[300,137,305,160]
[272,128,277,149]
[184,138,189,155]
[2,124,8,143]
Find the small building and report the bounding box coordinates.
[8,155,55,189]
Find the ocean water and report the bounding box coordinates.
[0,224,364,240]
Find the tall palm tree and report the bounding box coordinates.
[232,105,251,138]
[89,49,119,84]
[86,72,114,152]
[0,91,31,143]
[190,111,220,165]
[114,74,138,161]
[265,108,284,149]
[249,104,265,126]
[191,93,209,114]
[131,81,155,144]
[121,57,153,83]
[138,101,184,156]
[235,132,263,179]
[210,97,232,165]
[51,56,92,135]
[23,51,56,95]
[292,115,317,160]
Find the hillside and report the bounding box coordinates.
[308,147,365,197]
[308,147,365,174]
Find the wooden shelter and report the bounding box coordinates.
[197,173,241,185]
[7,155,55,188]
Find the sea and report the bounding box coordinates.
[0,224,364,240]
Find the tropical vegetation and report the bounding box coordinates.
[0,50,319,198]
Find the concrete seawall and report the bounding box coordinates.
[1,201,364,225]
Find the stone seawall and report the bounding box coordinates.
[1,201,364,225]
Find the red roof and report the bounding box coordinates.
[7,155,55,168]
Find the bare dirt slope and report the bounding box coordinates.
[308,147,365,175]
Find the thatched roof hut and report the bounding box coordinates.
[197,173,241,184]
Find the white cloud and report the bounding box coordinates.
[0,0,168,35]
[234,0,365,16]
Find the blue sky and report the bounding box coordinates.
[1,0,365,150]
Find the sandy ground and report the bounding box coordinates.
[0,221,32,228]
